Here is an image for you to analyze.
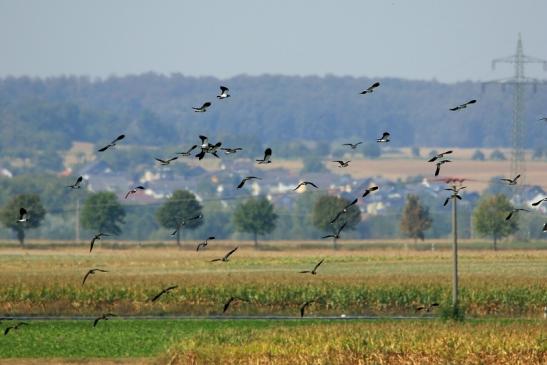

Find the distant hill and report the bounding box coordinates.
[1,73,546,161]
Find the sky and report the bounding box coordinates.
[0,0,546,83]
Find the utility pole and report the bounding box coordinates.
[485,34,547,203]
[446,183,464,309]
[75,197,80,243]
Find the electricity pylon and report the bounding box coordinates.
[484,34,547,202]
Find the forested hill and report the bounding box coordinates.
[1,73,546,156]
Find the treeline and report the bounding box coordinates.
[1,73,546,167]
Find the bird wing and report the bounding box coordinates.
[435,164,441,176]
[321,235,334,239]
[89,237,96,252]
[76,176,83,185]
[299,270,311,274]
[124,191,131,199]
[187,145,197,153]
[155,158,167,164]
[465,99,477,105]
[166,285,178,292]
[199,135,208,145]
[4,327,12,335]
[196,243,206,251]
[97,144,110,152]
[20,208,27,217]
[263,148,272,161]
[382,132,390,138]
[220,86,229,93]
[224,247,239,259]
[443,197,450,206]
[337,222,348,235]
[449,106,460,111]
[514,174,521,182]
[223,297,233,313]
[505,211,513,221]
[237,179,246,189]
[150,290,166,302]
[370,82,380,89]
[210,258,221,262]
[293,182,304,190]
[82,271,92,285]
[202,102,211,108]
[168,156,178,162]
[543,222,547,231]
[345,198,358,209]
[428,156,438,162]
[93,317,101,327]
[300,302,308,317]
[330,211,342,224]
[307,182,319,188]
[112,135,125,143]
[313,259,324,271]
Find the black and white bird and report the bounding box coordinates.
[332,160,350,168]
[171,214,203,236]
[217,86,230,99]
[17,208,29,223]
[237,176,261,189]
[93,313,117,328]
[149,285,178,302]
[223,296,247,313]
[256,148,272,164]
[539,117,547,122]
[342,142,363,150]
[193,102,212,112]
[330,199,358,224]
[4,322,28,336]
[89,232,110,253]
[196,135,222,159]
[376,132,390,143]
[125,186,145,199]
[211,247,239,262]
[82,268,108,285]
[155,156,178,166]
[98,134,125,152]
[196,236,215,251]
[450,99,476,111]
[505,208,530,221]
[293,181,319,191]
[299,259,324,275]
[300,300,318,318]
[434,160,451,176]
[221,147,242,155]
[532,197,547,207]
[322,222,347,240]
[443,194,462,206]
[416,303,439,313]
[360,81,380,94]
[543,222,547,232]
[362,186,379,198]
[67,176,83,189]
[428,150,453,162]
[500,174,521,185]
[177,145,198,157]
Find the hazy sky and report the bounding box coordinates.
[1,0,546,83]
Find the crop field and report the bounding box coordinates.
[0,247,546,317]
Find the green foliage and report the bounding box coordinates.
[361,142,381,159]
[399,195,432,243]
[81,192,126,235]
[232,196,278,246]
[472,194,518,250]
[471,149,485,161]
[301,156,326,173]
[311,195,361,233]
[156,190,203,245]
[490,150,506,161]
[0,193,46,246]
[439,303,466,322]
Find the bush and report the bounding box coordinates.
[490,150,506,161]
[471,149,485,161]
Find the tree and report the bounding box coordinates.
[232,196,278,248]
[81,192,126,236]
[490,150,506,161]
[301,156,327,173]
[156,190,202,247]
[399,195,432,246]
[471,149,485,161]
[311,195,361,249]
[473,194,518,250]
[0,193,46,247]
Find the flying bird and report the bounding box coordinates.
[221,147,242,155]
[89,232,110,253]
[330,199,358,224]
[98,134,125,152]
[149,285,178,302]
[211,247,239,262]
[217,86,230,99]
[82,268,108,285]
[293,181,319,191]
[125,186,145,199]
[4,322,28,336]
[362,186,379,198]
[300,300,318,318]
[67,176,83,189]
[543,222,547,232]
[237,176,261,189]
[434,159,451,177]
[193,102,212,112]
[450,99,476,111]
[93,313,117,327]
[342,142,363,150]
[500,174,521,185]
[256,148,272,164]
[17,208,29,222]
[539,117,547,122]
[299,259,324,275]
[332,160,350,168]
[416,303,440,313]
[196,236,215,251]
[428,150,453,162]
[532,197,547,207]
[360,81,380,94]
[223,296,247,313]
[171,214,203,236]
[196,135,222,159]
[155,156,178,166]
[177,145,197,156]
[376,132,390,143]
[505,208,530,221]
[322,222,347,240]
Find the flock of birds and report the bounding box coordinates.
[4,82,547,333]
